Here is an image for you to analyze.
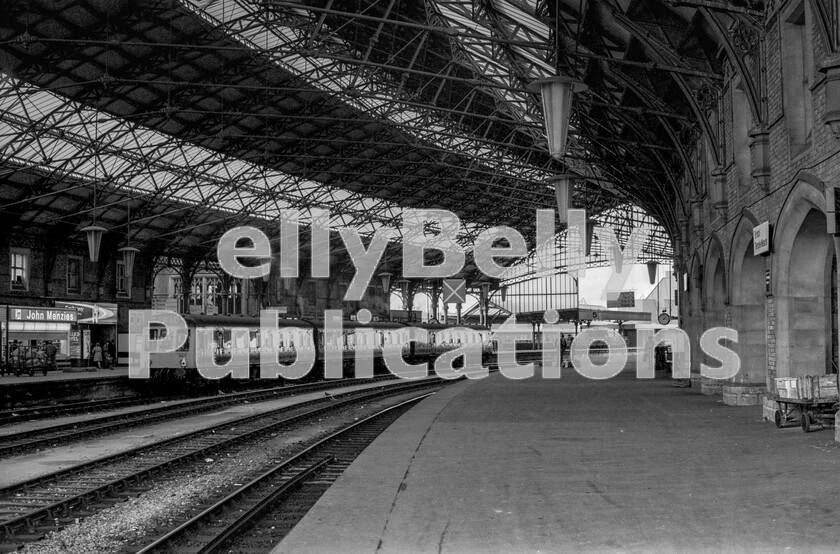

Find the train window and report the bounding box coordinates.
[149,323,166,341]
[215,328,228,353]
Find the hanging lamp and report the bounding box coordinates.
[83,120,107,262]
[528,77,587,159]
[646,261,659,285]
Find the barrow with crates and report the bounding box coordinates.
[773,374,839,432]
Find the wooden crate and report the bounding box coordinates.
[816,375,839,400]
[775,377,800,400]
[786,375,839,401]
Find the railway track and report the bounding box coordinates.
[0,378,443,551]
[0,376,393,457]
[131,395,427,554]
[0,395,166,425]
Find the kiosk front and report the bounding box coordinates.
[2,305,77,373]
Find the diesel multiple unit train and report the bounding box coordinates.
[146,314,495,380]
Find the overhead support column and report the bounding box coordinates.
[178,258,200,315]
[430,280,441,323]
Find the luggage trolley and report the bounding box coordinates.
[773,375,839,433]
[774,397,838,432]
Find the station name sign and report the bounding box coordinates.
[753,221,771,256]
[9,306,77,323]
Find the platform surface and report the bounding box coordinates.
[276,365,840,553]
[0,365,128,385]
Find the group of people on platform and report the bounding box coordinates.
[2,338,117,375]
[3,340,58,376]
[90,339,117,370]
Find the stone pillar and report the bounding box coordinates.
[759,250,776,419]
[833,237,840,441]
[430,282,440,322]
[710,166,728,220]
[748,127,771,191]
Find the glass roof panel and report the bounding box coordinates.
[182,0,552,187]
[0,74,409,232]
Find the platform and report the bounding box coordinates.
[0,366,129,386]
[277,365,840,553]
[0,366,134,409]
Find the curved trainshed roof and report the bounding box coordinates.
[0,0,742,267]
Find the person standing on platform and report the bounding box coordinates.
[92,342,103,369]
[35,342,46,372]
[9,341,21,374]
[559,334,566,367]
[108,340,116,368]
[45,341,57,372]
[561,334,572,368]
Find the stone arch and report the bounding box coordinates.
[701,237,728,394]
[703,236,727,313]
[724,211,767,404]
[773,178,835,378]
[728,209,760,265]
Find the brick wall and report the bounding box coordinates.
[0,231,151,311]
[766,295,776,383]
[678,1,840,389]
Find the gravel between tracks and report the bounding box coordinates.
[18,390,430,554]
